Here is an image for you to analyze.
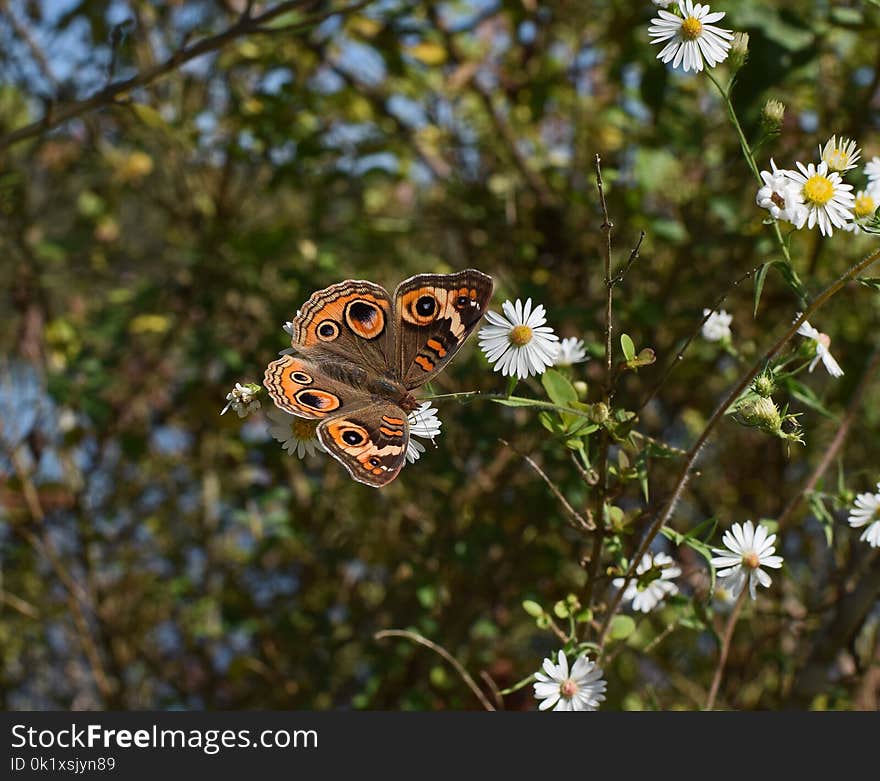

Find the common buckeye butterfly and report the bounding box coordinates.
[263,269,494,487]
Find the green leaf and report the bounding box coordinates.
[754,260,808,315]
[753,261,775,316]
[621,333,636,362]
[553,600,570,619]
[808,493,835,547]
[492,397,540,408]
[541,369,578,407]
[783,378,835,420]
[522,600,543,618]
[609,615,636,641]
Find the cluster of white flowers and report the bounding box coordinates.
[220,382,262,418]
[755,138,877,237]
[613,551,681,613]
[533,650,607,711]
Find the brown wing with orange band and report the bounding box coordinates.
[394,269,494,389]
[317,402,410,487]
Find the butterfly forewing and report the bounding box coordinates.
[394,269,494,389]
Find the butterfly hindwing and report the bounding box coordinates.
[317,402,410,487]
[263,354,372,419]
[394,269,494,389]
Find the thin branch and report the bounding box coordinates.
[600,245,880,651]
[374,629,495,711]
[777,346,880,529]
[639,262,764,412]
[0,0,372,151]
[612,231,645,286]
[705,588,748,710]
[501,439,593,531]
[4,438,115,702]
[479,670,505,710]
[1,2,60,91]
[585,155,613,611]
[0,589,40,620]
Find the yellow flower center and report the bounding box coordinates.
[292,417,319,440]
[854,192,876,219]
[802,174,834,206]
[509,324,533,346]
[560,679,579,699]
[742,551,760,570]
[680,16,703,40]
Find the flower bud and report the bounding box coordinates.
[761,99,785,134]
[728,32,749,72]
[589,402,610,424]
[752,371,776,399]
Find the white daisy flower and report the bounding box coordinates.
[266,406,325,458]
[221,382,262,418]
[710,520,784,600]
[533,650,607,712]
[843,190,878,234]
[866,156,880,184]
[796,317,844,378]
[552,337,589,367]
[787,161,855,236]
[847,484,880,548]
[701,308,732,342]
[405,401,442,463]
[478,298,559,380]
[648,0,734,74]
[756,159,807,226]
[818,135,861,174]
[613,551,681,613]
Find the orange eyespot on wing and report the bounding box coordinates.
[263,355,344,419]
[399,288,441,326]
[344,298,386,340]
[317,406,410,488]
[394,270,494,387]
[293,283,391,347]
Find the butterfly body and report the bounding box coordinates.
[264,269,493,487]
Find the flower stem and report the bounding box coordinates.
[705,587,749,710]
[599,245,880,651]
[705,70,796,272]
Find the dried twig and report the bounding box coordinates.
[375,629,496,711]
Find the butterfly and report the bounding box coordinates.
[263,269,494,487]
